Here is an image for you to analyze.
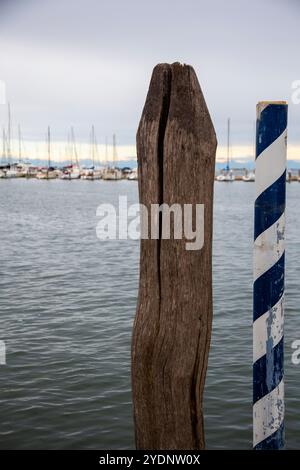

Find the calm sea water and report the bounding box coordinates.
[0,179,300,450]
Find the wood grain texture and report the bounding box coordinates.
[132,63,217,450]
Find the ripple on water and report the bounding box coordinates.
[0,181,300,448]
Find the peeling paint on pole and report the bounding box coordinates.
[253,101,288,449]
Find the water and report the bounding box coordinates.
[0,179,299,449]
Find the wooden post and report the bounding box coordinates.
[131,62,217,449]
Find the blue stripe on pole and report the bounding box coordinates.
[254,422,285,450]
[253,252,285,322]
[254,102,287,450]
[254,170,286,240]
[256,104,288,158]
[253,337,284,403]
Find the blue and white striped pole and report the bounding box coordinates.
[253,101,288,450]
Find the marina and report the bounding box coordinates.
[2,163,300,182]
[0,106,138,181]
[0,163,138,181]
[1,108,297,183]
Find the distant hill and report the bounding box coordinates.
[5,157,138,169]
[5,156,300,170]
[216,160,254,170]
[217,159,300,170]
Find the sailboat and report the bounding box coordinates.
[0,128,7,178]
[15,125,31,177]
[5,103,19,178]
[81,126,95,180]
[216,118,235,182]
[92,126,102,179]
[242,169,255,182]
[59,133,72,180]
[81,125,101,180]
[69,127,81,179]
[36,126,56,179]
[128,168,138,180]
[93,133,102,180]
[102,134,122,180]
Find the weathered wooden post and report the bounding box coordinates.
[131,62,217,449]
[253,101,288,449]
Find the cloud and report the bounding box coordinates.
[1,0,300,147]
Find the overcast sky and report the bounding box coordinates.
[0,0,299,161]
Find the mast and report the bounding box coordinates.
[112,133,117,168]
[2,128,6,163]
[227,117,230,171]
[94,133,100,166]
[47,126,51,168]
[65,138,69,165]
[66,132,72,166]
[7,102,11,162]
[71,126,79,166]
[105,136,108,166]
[91,125,95,167]
[18,125,22,163]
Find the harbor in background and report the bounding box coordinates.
[0,104,298,182]
[0,103,138,181]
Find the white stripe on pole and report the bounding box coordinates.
[253,380,284,448]
[255,130,287,198]
[254,213,285,280]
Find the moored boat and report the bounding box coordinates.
[216,118,235,182]
[242,170,255,182]
[128,168,138,180]
[102,167,122,180]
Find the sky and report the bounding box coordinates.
[0,0,299,163]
